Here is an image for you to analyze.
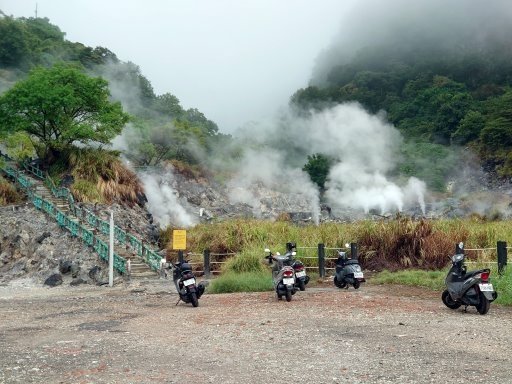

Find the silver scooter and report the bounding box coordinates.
[442,242,497,315]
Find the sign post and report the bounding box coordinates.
[173,230,187,263]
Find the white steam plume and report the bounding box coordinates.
[233,103,427,216]
[227,148,321,223]
[140,173,197,228]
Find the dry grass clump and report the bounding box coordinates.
[68,148,144,206]
[70,179,103,203]
[0,176,19,205]
[357,218,461,271]
[170,159,208,181]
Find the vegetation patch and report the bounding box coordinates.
[0,175,19,205]
[372,269,446,290]
[65,147,144,206]
[208,271,273,294]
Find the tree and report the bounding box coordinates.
[452,110,485,145]
[302,153,332,190]
[0,63,129,162]
[0,16,29,67]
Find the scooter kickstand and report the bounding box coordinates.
[175,298,181,306]
[464,305,468,312]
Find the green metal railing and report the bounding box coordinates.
[0,151,166,274]
[0,153,126,274]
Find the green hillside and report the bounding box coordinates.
[291,30,512,187]
[0,14,227,168]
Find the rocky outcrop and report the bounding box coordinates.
[0,205,122,286]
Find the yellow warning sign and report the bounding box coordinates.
[172,230,187,250]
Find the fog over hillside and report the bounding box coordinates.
[311,0,512,85]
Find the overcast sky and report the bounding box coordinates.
[2,0,351,133]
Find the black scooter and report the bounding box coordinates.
[283,243,310,291]
[172,260,205,307]
[265,249,297,302]
[442,243,497,315]
[334,244,365,289]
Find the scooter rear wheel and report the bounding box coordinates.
[476,292,490,315]
[298,279,306,291]
[190,292,199,307]
[285,290,292,302]
[441,290,461,310]
[353,280,360,290]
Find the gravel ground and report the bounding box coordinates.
[1,279,511,384]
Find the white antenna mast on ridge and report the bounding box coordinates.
[35,3,38,18]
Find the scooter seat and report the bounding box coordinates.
[464,269,487,278]
[450,269,486,281]
[344,259,359,265]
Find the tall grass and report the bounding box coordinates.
[208,251,273,293]
[493,268,512,306]
[172,217,512,272]
[70,179,104,203]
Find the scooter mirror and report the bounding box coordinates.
[345,243,350,248]
[458,242,464,250]
[264,248,270,253]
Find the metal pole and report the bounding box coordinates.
[178,250,184,263]
[109,211,114,287]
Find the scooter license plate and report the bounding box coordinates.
[283,277,295,285]
[354,272,364,279]
[183,278,196,287]
[479,283,494,292]
[295,271,306,278]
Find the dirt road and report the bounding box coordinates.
[1,280,511,384]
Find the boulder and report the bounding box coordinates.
[44,273,63,287]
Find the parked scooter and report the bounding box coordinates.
[284,242,310,291]
[265,248,297,301]
[334,243,365,289]
[442,242,497,315]
[171,260,205,307]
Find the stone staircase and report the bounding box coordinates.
[14,167,159,279]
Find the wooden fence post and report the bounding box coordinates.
[318,243,325,278]
[350,242,358,260]
[497,241,507,276]
[203,249,211,277]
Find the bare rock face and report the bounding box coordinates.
[0,206,120,286]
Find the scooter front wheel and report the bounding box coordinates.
[476,292,490,315]
[441,290,461,309]
[334,276,347,289]
[353,280,360,290]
